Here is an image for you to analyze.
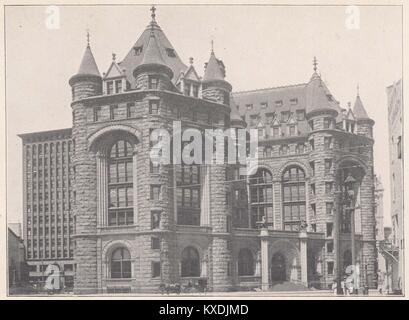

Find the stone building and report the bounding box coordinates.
[386,79,403,293]
[19,7,378,293]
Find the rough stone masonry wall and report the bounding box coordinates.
[359,143,377,288]
[209,164,233,291]
[72,80,102,101]
[202,86,228,105]
[130,105,177,291]
[72,100,98,294]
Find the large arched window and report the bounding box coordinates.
[181,246,200,277]
[282,166,306,231]
[111,247,131,278]
[249,168,273,228]
[238,249,254,276]
[108,140,134,226]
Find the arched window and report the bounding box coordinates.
[249,168,273,228]
[238,249,254,276]
[282,166,306,231]
[181,246,200,277]
[108,140,134,226]
[111,247,131,278]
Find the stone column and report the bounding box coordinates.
[260,228,269,291]
[300,230,308,286]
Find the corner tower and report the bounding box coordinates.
[353,88,374,138]
[69,34,102,100]
[202,44,232,106]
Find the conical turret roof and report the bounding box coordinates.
[305,72,339,115]
[203,51,225,82]
[120,10,186,86]
[353,94,370,120]
[76,44,101,77]
[69,43,101,85]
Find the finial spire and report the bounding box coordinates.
[112,53,116,61]
[86,29,90,47]
[189,57,194,65]
[313,56,318,73]
[150,5,156,21]
[211,40,214,53]
[357,83,360,97]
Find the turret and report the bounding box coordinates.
[305,57,339,131]
[353,87,374,138]
[202,44,232,106]
[132,17,173,91]
[69,34,102,100]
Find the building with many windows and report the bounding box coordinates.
[19,129,76,288]
[18,7,378,293]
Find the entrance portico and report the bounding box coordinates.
[259,228,324,290]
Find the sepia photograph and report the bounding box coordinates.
[2,1,405,301]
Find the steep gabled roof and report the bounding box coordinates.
[184,64,201,82]
[104,58,125,79]
[353,94,370,120]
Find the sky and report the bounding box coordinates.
[5,5,402,227]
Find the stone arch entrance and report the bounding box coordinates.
[271,252,286,282]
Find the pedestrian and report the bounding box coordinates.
[340,278,345,295]
[332,280,337,295]
[377,270,383,295]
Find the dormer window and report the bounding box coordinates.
[166,48,176,57]
[246,104,253,110]
[290,98,298,105]
[115,80,122,93]
[275,100,283,107]
[107,81,114,95]
[184,83,191,96]
[289,125,296,136]
[192,85,199,98]
[272,126,280,137]
[261,102,268,109]
[134,46,143,56]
